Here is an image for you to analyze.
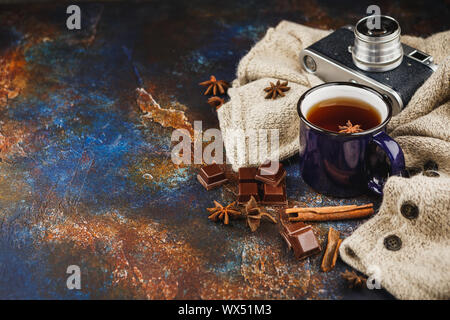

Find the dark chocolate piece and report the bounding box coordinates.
[261,183,287,205]
[199,163,225,184]
[255,161,286,186]
[238,182,259,203]
[198,163,228,190]
[238,167,258,182]
[280,222,321,260]
[259,160,281,176]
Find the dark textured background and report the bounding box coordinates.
[0,0,448,299]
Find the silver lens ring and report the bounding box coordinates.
[352,15,403,72]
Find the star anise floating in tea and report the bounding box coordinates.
[338,120,363,133]
[207,96,225,110]
[341,270,367,289]
[244,196,277,232]
[264,80,290,99]
[207,200,242,225]
[199,75,229,96]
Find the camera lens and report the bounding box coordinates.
[352,15,403,72]
[356,16,398,37]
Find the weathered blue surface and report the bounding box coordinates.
[0,1,448,300]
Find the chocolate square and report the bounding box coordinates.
[280,222,321,260]
[238,182,259,203]
[199,163,225,184]
[282,221,309,236]
[259,161,281,176]
[238,167,258,183]
[255,162,286,186]
[261,183,287,205]
[197,163,228,190]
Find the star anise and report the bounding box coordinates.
[199,75,229,96]
[338,120,363,133]
[207,200,242,225]
[341,270,367,289]
[244,196,277,232]
[207,96,225,110]
[264,80,290,99]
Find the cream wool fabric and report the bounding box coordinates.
[340,55,450,300]
[218,78,311,170]
[217,22,329,171]
[340,175,450,300]
[218,20,450,299]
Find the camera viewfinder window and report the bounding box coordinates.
[410,51,429,62]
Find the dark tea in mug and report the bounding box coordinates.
[306,98,382,133]
[297,82,405,197]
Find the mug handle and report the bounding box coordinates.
[367,131,405,195]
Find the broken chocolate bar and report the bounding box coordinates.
[238,182,259,204]
[197,163,228,190]
[280,221,321,260]
[238,167,258,183]
[255,161,286,186]
[261,183,287,206]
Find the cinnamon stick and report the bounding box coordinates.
[286,203,373,214]
[321,228,342,272]
[286,204,374,222]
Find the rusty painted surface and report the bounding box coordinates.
[0,1,448,299]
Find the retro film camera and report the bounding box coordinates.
[299,15,437,115]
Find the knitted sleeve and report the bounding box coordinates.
[340,33,450,299]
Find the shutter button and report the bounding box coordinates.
[400,201,419,219]
[384,235,402,251]
[303,56,317,72]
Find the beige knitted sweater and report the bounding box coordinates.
[218,21,450,299]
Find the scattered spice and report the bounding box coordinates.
[199,75,229,96]
[264,80,290,99]
[207,96,225,110]
[338,120,363,133]
[286,203,374,222]
[207,200,241,225]
[321,227,342,272]
[244,196,277,232]
[341,270,367,289]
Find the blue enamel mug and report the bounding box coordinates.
[297,82,405,197]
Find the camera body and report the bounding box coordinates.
[300,20,436,115]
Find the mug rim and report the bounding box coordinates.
[297,82,393,137]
